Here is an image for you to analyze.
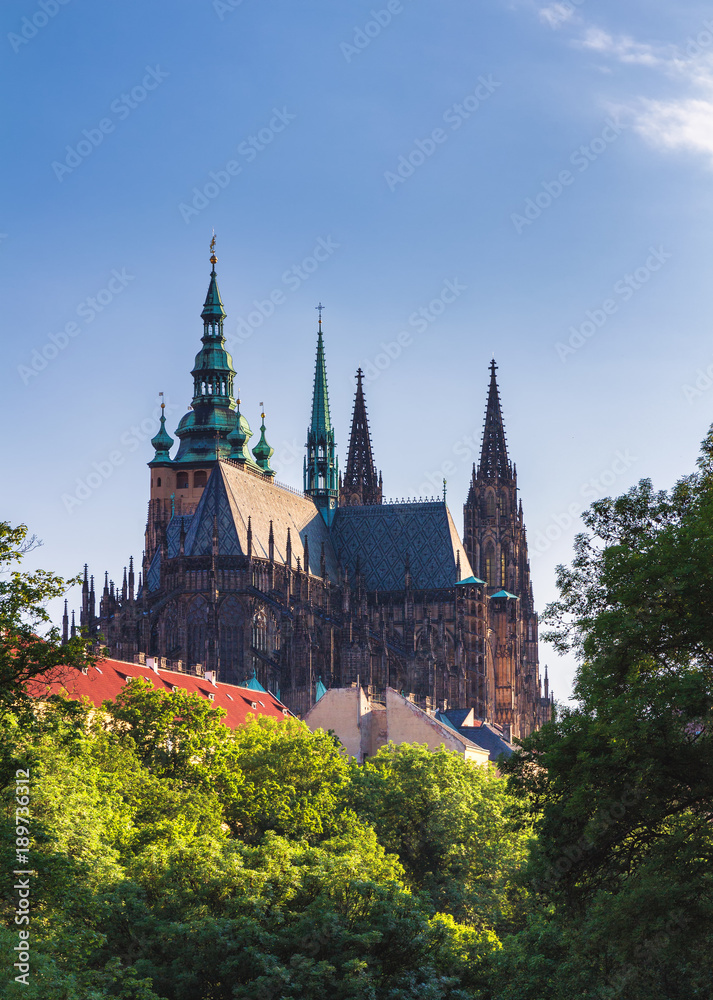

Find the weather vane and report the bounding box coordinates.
[210,231,217,266]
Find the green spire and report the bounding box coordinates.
[149,400,174,464]
[310,308,332,434]
[174,237,239,464]
[252,405,275,476]
[304,304,338,523]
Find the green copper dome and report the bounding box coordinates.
[252,411,275,476]
[227,402,254,464]
[149,403,174,464]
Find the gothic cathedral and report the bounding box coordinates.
[77,245,551,739]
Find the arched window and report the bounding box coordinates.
[252,610,267,652]
[485,493,496,519]
[194,470,207,488]
[187,596,209,668]
[501,550,506,588]
[156,477,162,487]
[176,471,189,490]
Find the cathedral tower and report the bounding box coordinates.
[340,367,382,506]
[463,360,545,738]
[304,305,339,523]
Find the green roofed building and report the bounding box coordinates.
[80,242,551,739]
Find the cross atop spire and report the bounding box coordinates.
[341,367,382,506]
[316,301,325,330]
[477,358,512,481]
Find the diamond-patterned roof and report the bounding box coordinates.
[333,502,473,591]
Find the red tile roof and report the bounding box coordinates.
[27,657,291,727]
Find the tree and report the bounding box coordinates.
[343,742,531,934]
[0,521,92,716]
[500,433,713,997]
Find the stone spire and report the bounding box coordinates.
[476,359,513,482]
[340,367,382,506]
[304,304,338,523]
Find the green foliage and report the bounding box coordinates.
[0,690,505,999]
[499,431,713,997]
[0,521,93,718]
[344,742,530,933]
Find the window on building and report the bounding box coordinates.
[156,477,162,487]
[176,471,189,490]
[485,494,495,518]
[194,470,207,488]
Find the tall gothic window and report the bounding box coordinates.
[252,610,267,652]
[187,595,209,668]
[219,596,243,685]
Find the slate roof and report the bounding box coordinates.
[147,466,477,597]
[441,709,515,761]
[26,658,291,728]
[332,502,474,592]
[147,463,340,591]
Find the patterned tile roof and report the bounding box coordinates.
[332,502,474,591]
[198,462,340,578]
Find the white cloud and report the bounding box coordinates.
[577,27,665,67]
[551,17,713,167]
[634,96,713,163]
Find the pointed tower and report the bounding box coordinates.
[464,360,517,588]
[173,237,238,465]
[340,368,382,506]
[304,304,338,524]
[463,360,544,739]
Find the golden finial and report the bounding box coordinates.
[159,390,165,412]
[260,401,266,421]
[209,231,217,267]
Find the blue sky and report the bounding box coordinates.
[4,0,713,701]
